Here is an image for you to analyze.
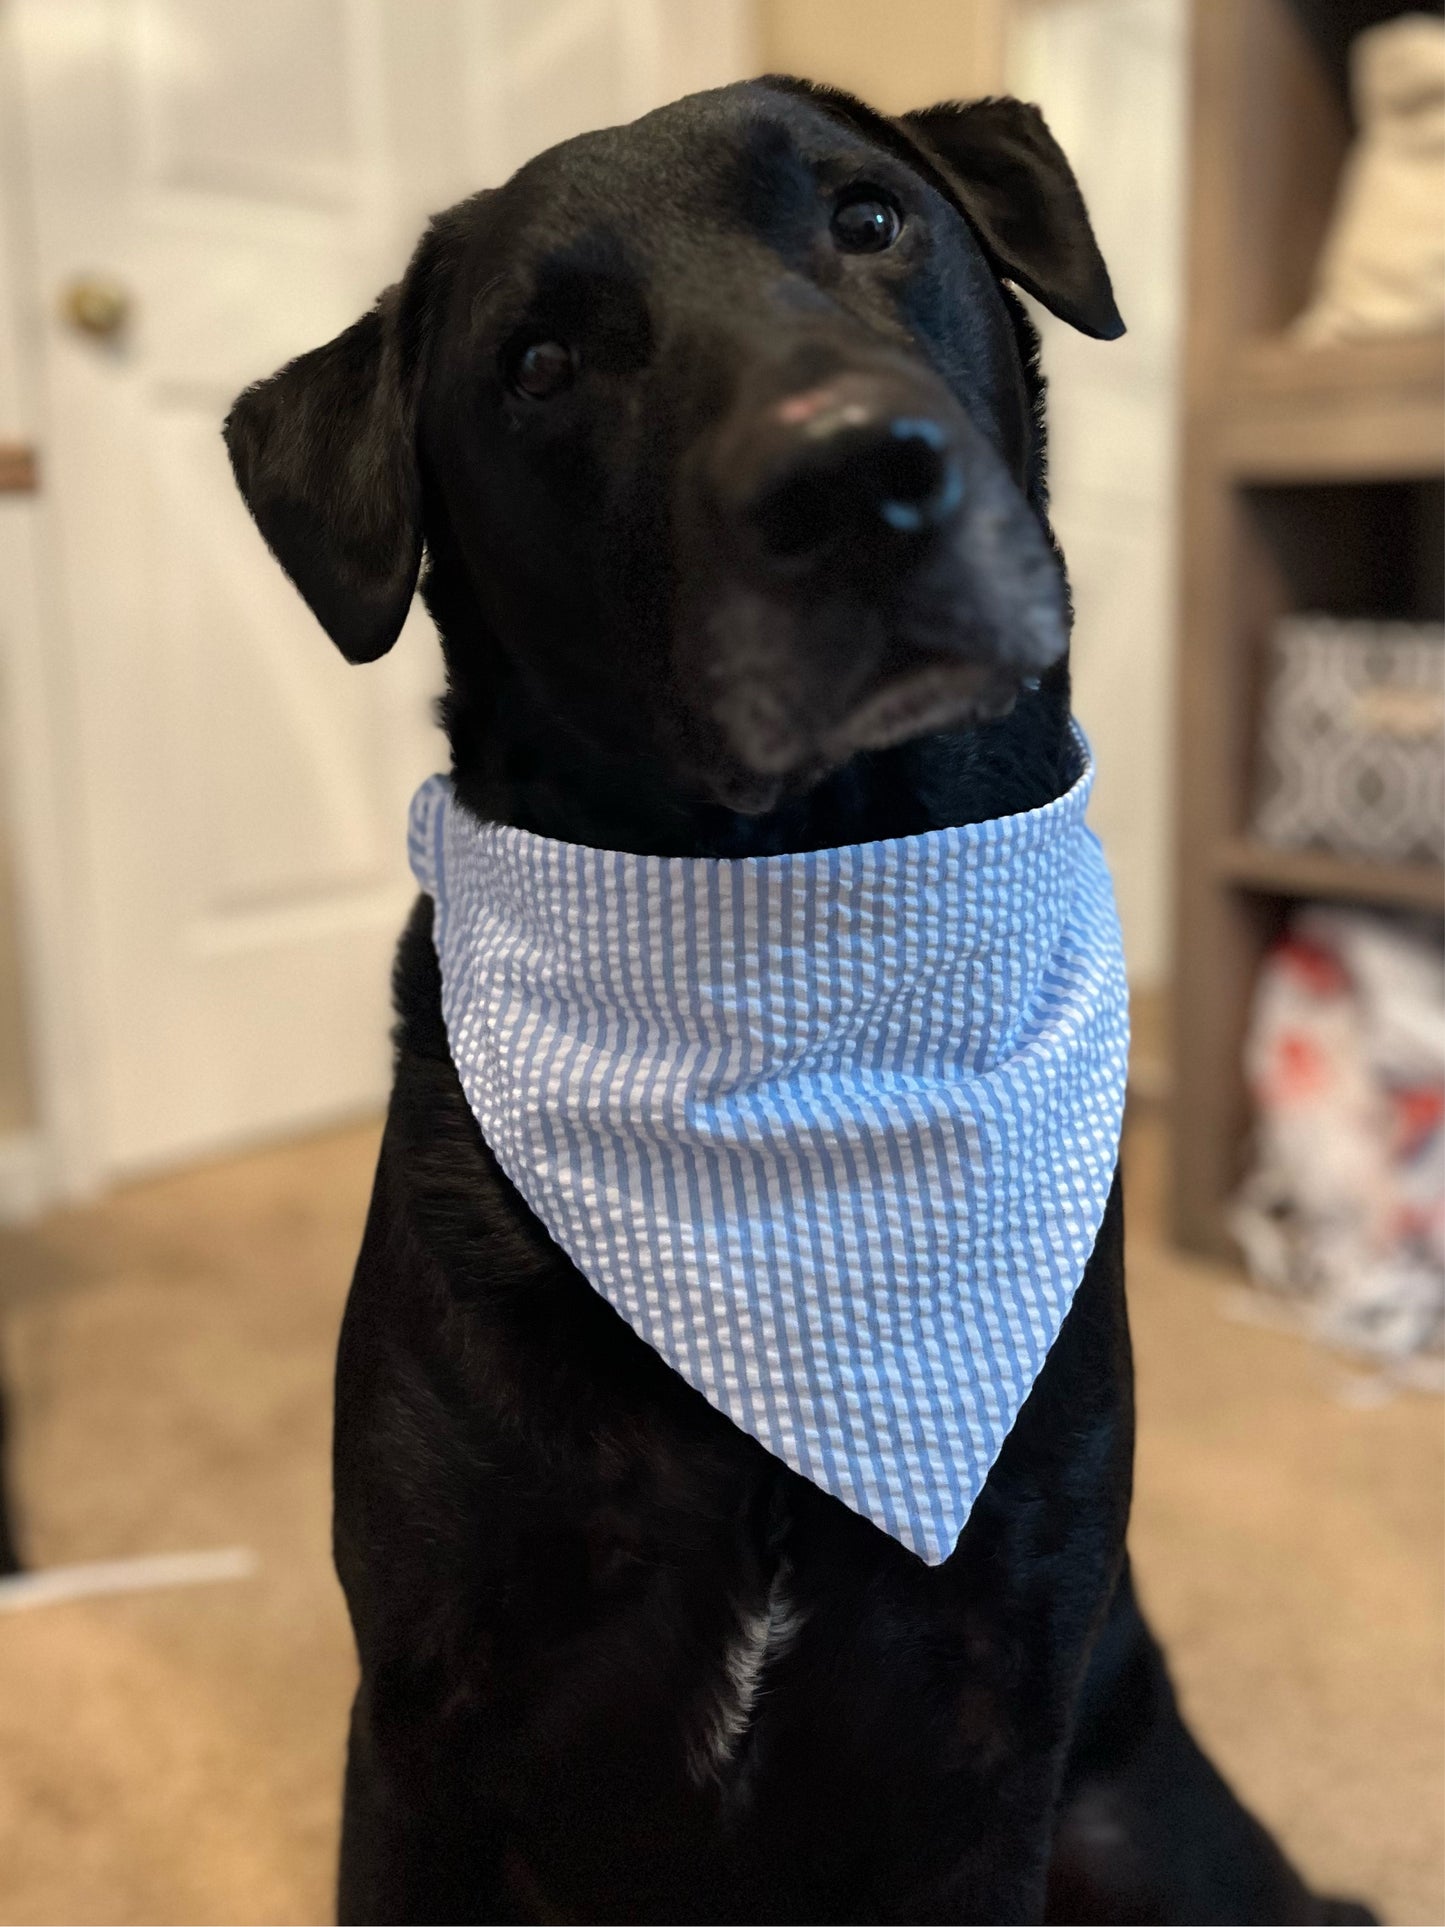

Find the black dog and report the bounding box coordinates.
[227,79,1374,1926]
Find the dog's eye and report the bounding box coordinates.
[830,190,903,254]
[508,339,576,400]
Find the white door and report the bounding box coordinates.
[8,0,751,1179]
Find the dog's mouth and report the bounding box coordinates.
[822,657,1024,758]
[704,654,1032,814]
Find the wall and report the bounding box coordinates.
[757,0,1187,988]
[1010,0,1186,990]
[760,0,1009,104]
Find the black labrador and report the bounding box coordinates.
[226,78,1375,1927]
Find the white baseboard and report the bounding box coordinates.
[0,1129,53,1224]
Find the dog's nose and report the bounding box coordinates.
[744,384,964,563]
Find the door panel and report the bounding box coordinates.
[135,0,361,211]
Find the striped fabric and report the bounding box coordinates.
[408,730,1129,1565]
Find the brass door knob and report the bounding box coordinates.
[61,274,132,339]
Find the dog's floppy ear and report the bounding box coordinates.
[900,97,1124,341]
[763,78,1122,341]
[224,203,470,662]
[224,289,420,663]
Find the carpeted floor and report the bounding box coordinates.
[0,1107,1440,1925]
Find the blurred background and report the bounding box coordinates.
[0,0,1440,1920]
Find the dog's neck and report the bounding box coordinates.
[435,622,1077,859]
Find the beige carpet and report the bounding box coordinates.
[0,1109,1440,1925]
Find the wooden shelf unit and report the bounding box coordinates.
[1215,339,1443,480]
[1171,0,1445,1260]
[1214,840,1445,914]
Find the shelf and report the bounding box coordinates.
[1201,332,1445,482]
[1172,1,1445,1259]
[1229,331,1445,400]
[1214,839,1445,913]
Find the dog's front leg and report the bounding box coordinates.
[1045,1563,1378,1926]
[338,1672,518,1927]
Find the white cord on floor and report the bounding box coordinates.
[0,1546,259,1612]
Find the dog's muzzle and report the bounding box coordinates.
[692,365,1070,784]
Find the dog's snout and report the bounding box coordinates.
[694,359,1071,784]
[736,379,964,565]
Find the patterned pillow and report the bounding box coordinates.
[1253,615,1445,865]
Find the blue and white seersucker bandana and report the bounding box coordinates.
[408,728,1128,1565]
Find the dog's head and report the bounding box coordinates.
[226,79,1120,837]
